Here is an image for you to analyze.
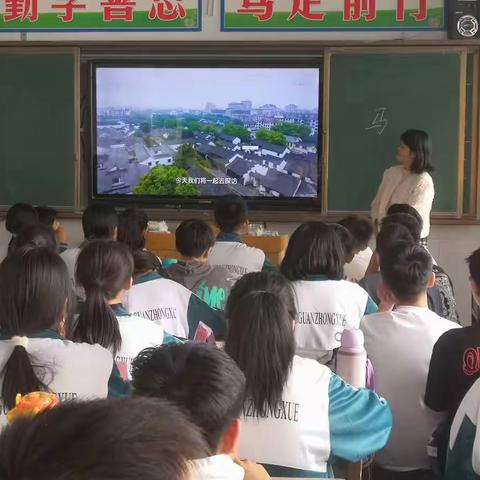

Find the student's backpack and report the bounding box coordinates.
[433,265,459,323]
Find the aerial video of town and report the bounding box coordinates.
[96,68,319,198]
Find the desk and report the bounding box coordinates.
[146,231,289,266]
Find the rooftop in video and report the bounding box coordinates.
[95,67,320,198]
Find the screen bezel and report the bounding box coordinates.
[89,59,323,211]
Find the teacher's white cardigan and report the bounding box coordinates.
[371,165,434,238]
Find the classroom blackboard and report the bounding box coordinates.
[327,52,463,214]
[0,51,77,208]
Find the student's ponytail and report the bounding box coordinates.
[74,287,122,355]
[2,343,44,409]
[225,272,297,415]
[0,247,71,410]
[74,240,134,355]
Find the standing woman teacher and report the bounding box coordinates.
[371,130,435,243]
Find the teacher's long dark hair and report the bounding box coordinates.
[224,272,296,415]
[74,240,134,355]
[401,129,433,174]
[0,246,71,409]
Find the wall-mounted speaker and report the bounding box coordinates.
[448,0,480,39]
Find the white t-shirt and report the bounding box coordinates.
[239,355,392,476]
[191,455,244,480]
[293,278,372,362]
[208,241,265,279]
[360,306,460,471]
[0,334,113,427]
[344,247,373,282]
[240,356,331,474]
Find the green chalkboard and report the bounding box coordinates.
[0,52,76,208]
[328,52,462,214]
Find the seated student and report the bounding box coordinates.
[0,246,114,427]
[4,203,38,256]
[125,249,225,341]
[331,224,356,266]
[35,205,68,252]
[118,207,149,251]
[208,195,274,278]
[60,203,118,292]
[0,397,209,480]
[339,215,374,282]
[360,242,460,479]
[9,224,58,254]
[424,247,480,472]
[225,271,392,478]
[168,220,235,310]
[444,376,480,480]
[73,240,179,381]
[360,222,443,315]
[280,221,377,363]
[132,343,270,480]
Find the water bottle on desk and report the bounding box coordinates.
[336,328,367,389]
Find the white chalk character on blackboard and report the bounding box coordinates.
[365,107,388,135]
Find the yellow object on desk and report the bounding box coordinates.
[145,231,289,267]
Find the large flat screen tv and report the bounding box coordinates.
[91,64,321,209]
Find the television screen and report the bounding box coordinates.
[93,66,320,201]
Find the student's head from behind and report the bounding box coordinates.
[225,272,296,415]
[376,222,414,260]
[5,203,38,235]
[213,195,248,234]
[0,397,208,480]
[82,203,118,241]
[397,129,433,174]
[132,343,245,455]
[467,248,480,304]
[35,206,58,228]
[339,215,373,254]
[386,204,423,232]
[176,220,215,260]
[332,224,355,264]
[381,212,422,244]
[118,208,149,251]
[11,224,58,254]
[74,240,134,355]
[281,221,344,281]
[0,246,71,409]
[380,242,435,305]
[133,248,164,278]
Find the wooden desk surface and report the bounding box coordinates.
[146,231,289,266]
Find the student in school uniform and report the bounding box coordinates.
[280,221,377,364]
[224,271,392,478]
[125,249,225,341]
[424,247,480,473]
[339,215,374,282]
[444,376,480,480]
[360,242,460,479]
[0,246,114,427]
[0,397,210,480]
[132,343,271,480]
[73,240,179,381]
[168,220,236,310]
[208,195,274,278]
[3,203,39,258]
[36,205,68,253]
[61,203,118,299]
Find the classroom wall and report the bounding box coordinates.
[60,218,479,327]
